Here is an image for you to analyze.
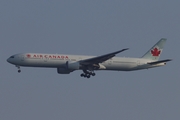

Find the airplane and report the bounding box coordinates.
[7,38,172,78]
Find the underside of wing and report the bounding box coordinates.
[80,48,129,65]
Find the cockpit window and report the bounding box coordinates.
[10,56,15,58]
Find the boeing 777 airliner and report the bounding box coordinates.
[7,38,172,78]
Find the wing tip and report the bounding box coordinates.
[122,48,129,51]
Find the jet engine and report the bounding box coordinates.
[57,61,80,74]
[57,67,73,74]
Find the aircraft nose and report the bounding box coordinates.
[7,56,15,64]
[7,58,11,63]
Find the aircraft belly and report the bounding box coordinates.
[103,62,137,71]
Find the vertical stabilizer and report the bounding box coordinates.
[142,38,167,60]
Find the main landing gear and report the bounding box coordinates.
[80,70,96,78]
[16,65,21,73]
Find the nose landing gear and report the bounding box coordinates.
[80,70,96,78]
[16,65,21,73]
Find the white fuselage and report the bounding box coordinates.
[7,53,165,71]
[7,39,171,78]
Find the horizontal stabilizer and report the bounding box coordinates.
[148,59,172,65]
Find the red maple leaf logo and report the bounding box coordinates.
[151,48,161,56]
[26,54,31,58]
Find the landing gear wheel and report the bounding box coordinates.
[80,73,84,77]
[81,70,96,78]
[87,75,90,78]
[92,73,95,76]
[16,66,21,73]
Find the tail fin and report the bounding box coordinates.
[142,38,167,60]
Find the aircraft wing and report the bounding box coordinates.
[148,59,172,65]
[80,48,129,65]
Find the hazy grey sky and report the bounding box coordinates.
[1,1,179,120]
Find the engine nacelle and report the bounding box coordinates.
[57,68,73,74]
[66,61,80,70]
[57,61,80,74]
